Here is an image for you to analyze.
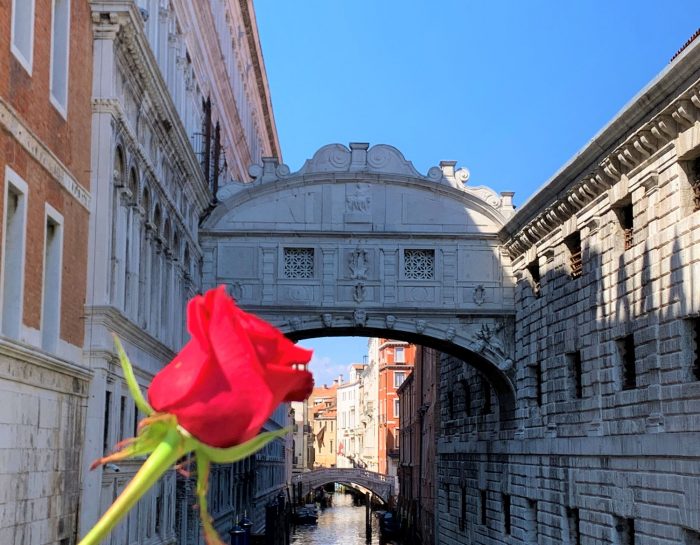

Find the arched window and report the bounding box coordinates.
[142,186,151,223]
[128,167,138,197]
[113,147,125,187]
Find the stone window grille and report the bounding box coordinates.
[565,232,583,279]
[692,158,700,212]
[567,507,581,545]
[688,318,700,381]
[618,335,637,390]
[480,490,488,526]
[615,517,635,545]
[527,258,541,297]
[615,200,634,251]
[566,351,583,399]
[403,249,435,279]
[502,494,511,535]
[283,247,315,279]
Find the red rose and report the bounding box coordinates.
[148,286,313,448]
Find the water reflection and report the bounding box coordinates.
[291,492,397,545]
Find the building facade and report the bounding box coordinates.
[431,35,700,545]
[81,0,281,543]
[336,364,363,468]
[377,339,415,477]
[307,383,339,468]
[0,1,93,544]
[397,346,438,545]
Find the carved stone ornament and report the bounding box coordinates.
[445,326,456,341]
[385,315,396,329]
[349,247,369,280]
[289,317,302,331]
[470,323,506,355]
[353,282,366,303]
[346,184,371,213]
[228,281,242,300]
[322,313,333,328]
[353,309,367,327]
[473,285,486,306]
[415,319,427,334]
[497,358,514,372]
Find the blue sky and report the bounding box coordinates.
[254,1,699,386]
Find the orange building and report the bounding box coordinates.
[308,382,339,468]
[377,339,416,476]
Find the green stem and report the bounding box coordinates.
[78,428,182,545]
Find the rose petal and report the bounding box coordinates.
[148,339,210,411]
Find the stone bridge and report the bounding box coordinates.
[201,143,518,410]
[291,468,394,504]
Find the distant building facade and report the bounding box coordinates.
[337,364,364,468]
[377,339,415,477]
[397,346,438,545]
[308,383,339,468]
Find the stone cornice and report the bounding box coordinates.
[90,1,211,213]
[0,337,92,383]
[238,0,281,161]
[84,305,175,363]
[0,97,91,210]
[93,98,201,257]
[500,38,700,259]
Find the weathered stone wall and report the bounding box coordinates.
[0,344,87,545]
[436,38,700,545]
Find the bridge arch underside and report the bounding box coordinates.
[293,469,394,504]
[303,480,389,505]
[289,325,516,422]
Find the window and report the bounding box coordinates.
[566,351,583,399]
[480,490,487,526]
[527,499,538,542]
[686,318,700,381]
[565,232,582,278]
[395,346,405,363]
[618,335,636,390]
[394,371,406,388]
[615,516,635,545]
[103,391,112,454]
[11,0,36,73]
[50,0,71,115]
[481,377,492,415]
[41,206,63,352]
[527,258,541,297]
[403,249,435,279]
[535,361,544,405]
[459,484,467,531]
[502,494,511,535]
[567,507,581,545]
[394,398,399,417]
[283,247,314,278]
[1,169,28,339]
[615,201,634,251]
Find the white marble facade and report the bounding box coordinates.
[82,1,277,543]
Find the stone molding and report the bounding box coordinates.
[501,39,700,259]
[94,98,201,257]
[0,97,90,209]
[90,2,211,211]
[224,143,514,216]
[0,338,92,390]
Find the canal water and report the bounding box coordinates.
[291,492,398,545]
